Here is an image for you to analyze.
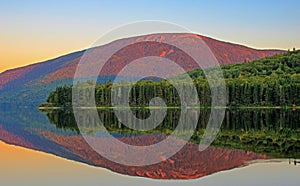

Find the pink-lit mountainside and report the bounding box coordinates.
[0,33,284,106]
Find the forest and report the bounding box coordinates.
[41,50,300,108]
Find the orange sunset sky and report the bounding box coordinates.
[1,0,300,73]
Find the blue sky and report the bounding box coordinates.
[1,0,299,71]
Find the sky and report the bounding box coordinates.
[1,0,300,72]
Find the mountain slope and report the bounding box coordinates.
[0,33,284,106]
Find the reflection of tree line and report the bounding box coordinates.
[46,110,80,134]
[46,109,300,131]
[45,109,300,158]
[47,109,191,134]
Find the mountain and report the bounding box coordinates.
[0,33,284,106]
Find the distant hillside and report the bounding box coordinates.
[0,33,284,106]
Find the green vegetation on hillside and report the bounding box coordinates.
[41,50,300,108]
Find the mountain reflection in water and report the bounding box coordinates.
[0,106,299,179]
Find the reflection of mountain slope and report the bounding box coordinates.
[37,130,268,179]
[0,107,87,163]
[0,125,34,148]
[0,33,284,106]
[45,108,300,158]
[0,107,279,179]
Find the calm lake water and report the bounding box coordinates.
[0,106,299,180]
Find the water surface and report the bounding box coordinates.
[0,106,299,179]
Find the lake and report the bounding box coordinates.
[0,106,299,180]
